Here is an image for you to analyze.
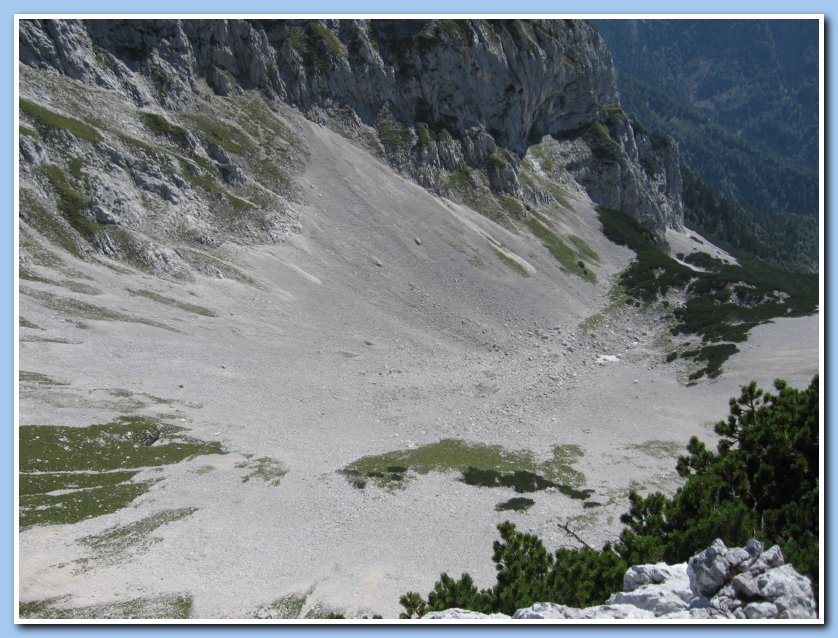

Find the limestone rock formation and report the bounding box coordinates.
[19,18,684,244]
[422,540,817,620]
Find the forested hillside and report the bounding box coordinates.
[593,19,820,272]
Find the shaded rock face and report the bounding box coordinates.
[18,18,684,238]
[423,540,817,620]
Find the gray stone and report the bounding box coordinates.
[688,538,732,598]
[744,602,779,619]
[19,136,48,165]
[431,540,817,621]
[89,202,118,225]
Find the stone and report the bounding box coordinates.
[743,602,779,619]
[687,538,732,598]
[89,202,118,225]
[431,540,817,621]
[19,136,48,165]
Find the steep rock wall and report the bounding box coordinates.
[19,18,684,240]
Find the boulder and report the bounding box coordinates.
[427,540,817,620]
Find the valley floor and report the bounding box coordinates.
[17,121,820,620]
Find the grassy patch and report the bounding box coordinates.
[21,286,176,332]
[307,21,344,56]
[19,417,223,528]
[79,508,198,565]
[626,440,685,459]
[377,114,413,152]
[126,288,217,317]
[20,267,101,295]
[235,456,287,486]
[253,593,308,619]
[498,195,526,219]
[491,248,531,277]
[597,206,817,378]
[415,121,434,146]
[176,247,261,287]
[443,170,510,226]
[19,370,68,386]
[20,98,102,142]
[568,235,601,264]
[495,497,535,512]
[526,217,596,282]
[341,439,590,498]
[592,121,619,146]
[578,284,630,334]
[19,317,42,330]
[40,164,97,241]
[181,111,253,156]
[20,594,193,620]
[20,124,40,139]
[139,111,191,149]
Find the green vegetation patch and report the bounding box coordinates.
[377,112,413,152]
[498,195,526,219]
[568,235,601,264]
[19,417,223,528]
[626,440,685,459]
[579,285,630,333]
[181,111,253,156]
[307,21,344,56]
[139,111,191,149]
[20,593,193,620]
[400,378,819,616]
[526,216,596,282]
[20,266,101,295]
[253,593,309,619]
[19,370,68,386]
[20,98,103,142]
[596,205,817,378]
[442,170,511,227]
[126,288,217,317]
[495,497,535,512]
[176,247,262,287]
[40,164,97,240]
[79,507,198,565]
[415,121,434,146]
[491,247,530,277]
[236,456,287,486]
[592,121,619,146]
[21,286,175,332]
[18,317,42,330]
[341,439,589,498]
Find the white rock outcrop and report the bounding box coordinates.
[423,539,817,620]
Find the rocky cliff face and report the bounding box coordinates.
[19,18,684,256]
[424,539,817,620]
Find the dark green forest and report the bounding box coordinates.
[592,19,819,272]
[593,19,818,174]
[682,168,818,273]
[399,377,819,617]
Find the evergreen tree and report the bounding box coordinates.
[400,377,820,616]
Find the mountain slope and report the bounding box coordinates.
[17,18,820,620]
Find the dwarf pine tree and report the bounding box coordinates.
[399,377,819,617]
